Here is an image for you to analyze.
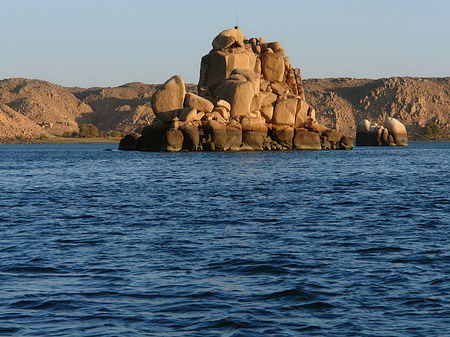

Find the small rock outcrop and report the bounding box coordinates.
[119,27,353,152]
[356,117,408,146]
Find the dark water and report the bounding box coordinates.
[1,143,449,336]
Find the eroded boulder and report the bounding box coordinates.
[385,117,408,146]
[151,75,186,122]
[356,118,407,146]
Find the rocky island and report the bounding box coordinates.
[119,27,353,152]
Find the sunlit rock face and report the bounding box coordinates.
[119,27,353,152]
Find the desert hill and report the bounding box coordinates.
[1,77,449,142]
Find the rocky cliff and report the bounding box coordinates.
[1,77,449,141]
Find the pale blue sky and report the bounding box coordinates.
[1,0,449,87]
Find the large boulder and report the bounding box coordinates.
[217,80,255,118]
[118,134,138,151]
[212,28,244,51]
[356,119,378,146]
[204,120,242,151]
[241,116,268,150]
[273,98,297,126]
[139,119,172,151]
[184,93,214,113]
[295,100,311,128]
[261,52,285,82]
[293,129,322,150]
[338,136,354,150]
[161,128,184,152]
[231,68,260,95]
[151,75,186,122]
[385,117,408,146]
[199,48,256,92]
[356,118,407,146]
[179,107,198,122]
[227,120,243,151]
[179,124,200,151]
[271,125,294,149]
[322,130,342,148]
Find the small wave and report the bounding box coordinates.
[197,317,250,330]
[298,301,335,310]
[263,288,314,301]
[54,238,104,245]
[403,298,441,306]
[207,258,291,275]
[229,329,267,337]
[357,246,409,254]
[186,290,224,299]
[0,327,21,334]
[295,325,322,332]
[2,266,60,274]
[10,299,81,311]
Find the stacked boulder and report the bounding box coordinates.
[119,27,353,152]
[356,117,408,146]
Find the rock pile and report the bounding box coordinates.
[119,27,353,151]
[356,117,408,146]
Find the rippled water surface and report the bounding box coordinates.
[1,143,449,336]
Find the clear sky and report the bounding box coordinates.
[1,0,449,87]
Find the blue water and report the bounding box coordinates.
[0,143,449,336]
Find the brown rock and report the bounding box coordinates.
[273,98,297,126]
[184,92,214,113]
[200,48,256,92]
[217,80,255,118]
[151,75,186,122]
[322,130,342,145]
[214,106,230,120]
[216,99,231,112]
[179,107,198,122]
[204,120,242,151]
[385,117,408,146]
[271,82,290,95]
[356,119,379,146]
[295,99,310,128]
[242,131,266,150]
[212,28,244,51]
[231,68,260,95]
[251,94,261,112]
[260,105,274,122]
[261,53,285,82]
[293,130,322,150]
[338,136,354,150]
[269,42,283,52]
[161,128,184,152]
[118,134,138,151]
[259,92,278,107]
[271,125,294,149]
[179,124,200,151]
[139,119,172,151]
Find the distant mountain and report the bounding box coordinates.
[1,77,449,142]
[0,78,161,141]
